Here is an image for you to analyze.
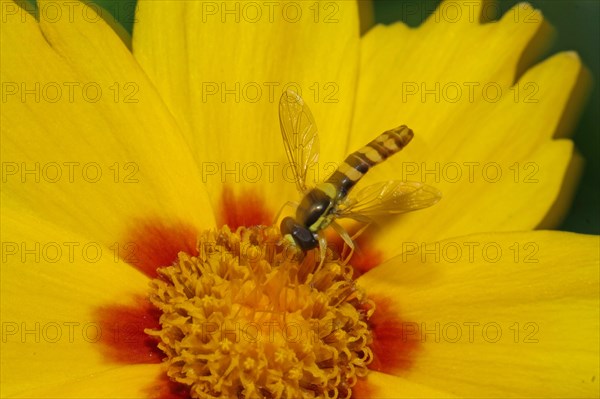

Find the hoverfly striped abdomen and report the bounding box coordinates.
[326,126,414,201]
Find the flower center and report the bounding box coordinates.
[146,225,375,399]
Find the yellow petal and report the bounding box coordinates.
[359,231,600,398]
[355,371,456,398]
[132,0,360,214]
[353,1,554,143]
[538,149,584,229]
[0,207,154,396]
[347,1,591,260]
[1,0,215,246]
[5,364,165,398]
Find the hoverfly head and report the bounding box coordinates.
[280,216,319,252]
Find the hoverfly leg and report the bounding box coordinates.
[316,234,328,272]
[330,221,355,265]
[343,222,374,264]
[350,221,372,241]
[273,201,300,226]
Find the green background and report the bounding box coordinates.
[44,0,599,234]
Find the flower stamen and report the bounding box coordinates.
[146,225,375,398]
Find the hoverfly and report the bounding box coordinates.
[278,90,441,264]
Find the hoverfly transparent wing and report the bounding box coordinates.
[337,180,441,221]
[279,90,320,194]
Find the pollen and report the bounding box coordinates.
[146,225,375,399]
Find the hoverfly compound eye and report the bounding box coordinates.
[280,216,318,251]
[291,226,319,251]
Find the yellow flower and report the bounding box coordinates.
[1,0,598,398]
